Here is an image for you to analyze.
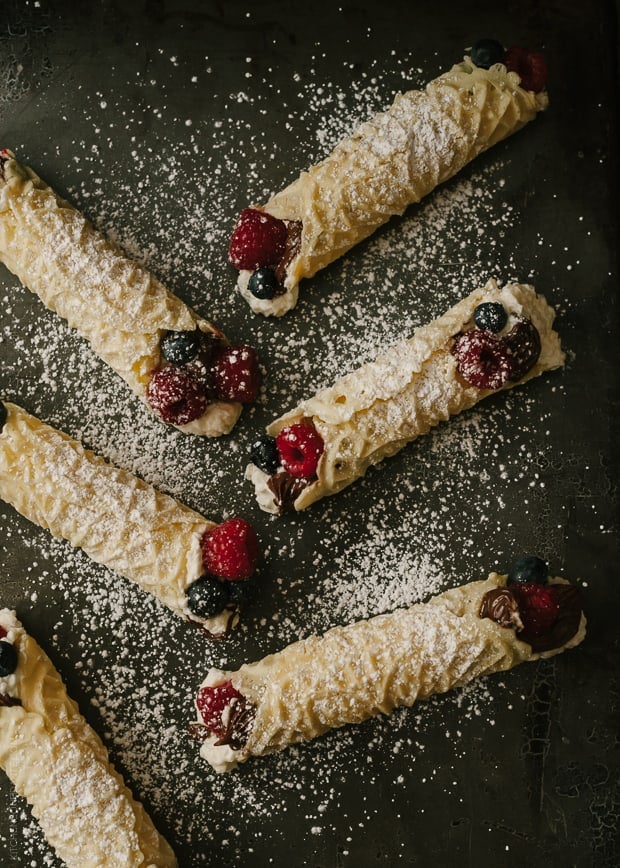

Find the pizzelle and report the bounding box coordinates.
[246,280,565,513]
[194,568,585,773]
[0,149,259,435]
[0,402,259,636]
[230,52,548,316]
[0,608,177,867]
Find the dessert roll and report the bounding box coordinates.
[193,558,585,772]
[0,402,259,637]
[0,149,260,435]
[0,608,177,867]
[228,41,548,316]
[246,280,564,513]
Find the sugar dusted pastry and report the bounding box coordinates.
[0,149,260,435]
[0,608,177,867]
[246,280,564,513]
[229,41,548,316]
[193,559,585,773]
[0,402,259,637]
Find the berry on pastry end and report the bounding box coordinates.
[210,345,261,403]
[228,208,288,271]
[146,329,261,427]
[146,367,208,425]
[201,518,259,581]
[275,423,324,478]
[504,46,548,93]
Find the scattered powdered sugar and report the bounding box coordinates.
[0,14,593,868]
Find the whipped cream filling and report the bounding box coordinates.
[196,668,245,773]
[237,270,298,318]
[0,609,20,700]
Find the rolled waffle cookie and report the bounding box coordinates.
[0,608,177,867]
[246,280,564,513]
[0,402,259,636]
[193,562,585,773]
[0,149,260,435]
[229,43,548,316]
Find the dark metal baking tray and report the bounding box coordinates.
[1,1,618,865]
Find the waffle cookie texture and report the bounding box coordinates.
[0,608,177,867]
[196,572,585,773]
[0,402,248,636]
[234,57,547,316]
[247,280,564,513]
[0,149,241,435]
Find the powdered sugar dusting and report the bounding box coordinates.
[0,8,606,867]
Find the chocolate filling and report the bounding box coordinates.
[0,693,22,707]
[267,471,313,512]
[479,588,521,629]
[274,220,303,292]
[479,583,583,653]
[215,695,257,750]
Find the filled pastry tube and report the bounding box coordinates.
[229,44,548,316]
[194,563,585,773]
[0,402,259,637]
[0,608,177,867]
[0,149,260,435]
[246,280,564,513]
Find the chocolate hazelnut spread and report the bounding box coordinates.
[0,693,21,707]
[216,696,256,750]
[267,471,312,512]
[479,583,583,653]
[478,588,521,629]
[274,220,303,290]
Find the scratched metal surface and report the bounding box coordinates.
[0,1,618,866]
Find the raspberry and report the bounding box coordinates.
[452,329,512,390]
[276,423,324,478]
[502,319,541,381]
[210,345,260,403]
[196,680,241,737]
[504,46,548,93]
[228,208,288,270]
[513,583,560,637]
[201,518,259,581]
[146,367,207,425]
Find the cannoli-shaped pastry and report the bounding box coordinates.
[193,558,585,773]
[228,41,548,316]
[0,402,259,637]
[0,149,260,435]
[246,280,564,513]
[0,608,177,867]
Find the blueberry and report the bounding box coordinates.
[0,640,18,677]
[0,400,7,433]
[473,302,508,333]
[186,577,231,619]
[471,39,505,69]
[160,330,201,365]
[248,267,279,300]
[250,434,280,474]
[507,556,549,585]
